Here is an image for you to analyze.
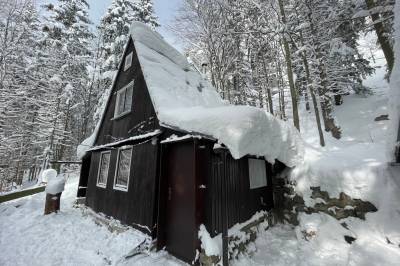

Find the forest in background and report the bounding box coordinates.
[0,0,395,192]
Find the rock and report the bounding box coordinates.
[374,114,389,121]
[344,235,356,244]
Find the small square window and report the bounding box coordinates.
[248,158,267,189]
[97,151,110,188]
[124,52,133,71]
[113,146,132,191]
[114,81,134,118]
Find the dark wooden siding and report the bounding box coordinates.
[85,140,159,233]
[95,37,160,146]
[198,141,274,236]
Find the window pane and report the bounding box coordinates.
[248,159,267,189]
[124,85,133,112]
[116,148,132,189]
[117,89,126,115]
[124,52,133,71]
[97,152,110,187]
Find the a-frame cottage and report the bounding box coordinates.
[78,22,303,263]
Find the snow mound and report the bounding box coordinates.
[130,22,303,166]
[45,173,65,195]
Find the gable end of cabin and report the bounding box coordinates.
[94,37,160,146]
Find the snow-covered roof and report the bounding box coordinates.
[130,22,303,166]
[80,22,303,167]
[130,22,224,111]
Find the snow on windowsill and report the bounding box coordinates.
[89,129,162,152]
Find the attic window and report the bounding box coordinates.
[96,151,110,188]
[113,146,132,191]
[248,159,267,189]
[124,52,133,71]
[114,81,134,118]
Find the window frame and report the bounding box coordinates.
[113,146,133,192]
[248,158,267,189]
[96,151,111,188]
[114,81,134,119]
[124,51,133,71]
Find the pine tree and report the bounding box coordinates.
[41,0,94,166]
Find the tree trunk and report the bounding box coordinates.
[278,0,300,130]
[262,57,274,115]
[306,8,341,139]
[300,38,325,146]
[365,0,394,74]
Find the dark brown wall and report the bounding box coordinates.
[197,140,274,236]
[95,38,159,146]
[85,140,159,233]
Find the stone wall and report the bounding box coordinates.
[271,175,378,225]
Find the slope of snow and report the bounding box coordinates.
[130,21,224,111]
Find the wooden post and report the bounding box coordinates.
[44,192,62,215]
[214,146,229,265]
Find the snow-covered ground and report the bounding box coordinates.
[0,174,185,266]
[1,53,400,266]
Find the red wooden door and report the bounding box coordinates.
[164,142,197,263]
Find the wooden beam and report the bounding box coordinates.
[0,186,46,203]
[49,161,82,165]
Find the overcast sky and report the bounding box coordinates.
[86,0,183,49]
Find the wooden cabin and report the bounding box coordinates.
[78,22,302,263]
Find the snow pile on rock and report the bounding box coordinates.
[130,22,303,166]
[45,171,65,195]
[40,169,57,183]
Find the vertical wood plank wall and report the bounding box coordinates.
[85,141,159,233]
[200,141,274,237]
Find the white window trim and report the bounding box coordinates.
[124,51,133,71]
[96,151,111,188]
[114,81,134,119]
[248,158,267,189]
[113,146,132,192]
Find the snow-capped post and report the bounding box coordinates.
[43,169,65,215]
[213,144,229,266]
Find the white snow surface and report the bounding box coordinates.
[129,22,303,166]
